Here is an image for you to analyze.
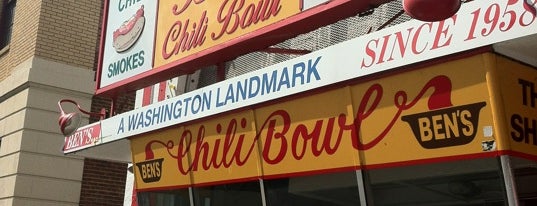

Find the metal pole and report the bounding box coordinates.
[500,155,519,206]
[355,170,369,205]
[259,179,267,206]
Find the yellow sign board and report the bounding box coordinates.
[154,0,301,68]
[182,110,262,186]
[131,127,192,190]
[131,54,499,190]
[352,54,494,166]
[254,88,360,177]
[495,55,537,158]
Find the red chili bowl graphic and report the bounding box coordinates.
[401,102,486,149]
[113,5,145,53]
[135,158,164,183]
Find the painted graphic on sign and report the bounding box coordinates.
[131,54,495,190]
[401,76,487,149]
[135,158,163,183]
[100,0,157,88]
[153,0,301,68]
[113,5,146,53]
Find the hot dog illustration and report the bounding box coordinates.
[113,5,145,53]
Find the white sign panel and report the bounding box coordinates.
[66,0,537,153]
[100,0,157,87]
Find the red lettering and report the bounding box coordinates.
[387,28,414,62]
[466,0,537,42]
[361,39,378,69]
[172,0,205,16]
[350,84,388,150]
[376,34,392,64]
[221,118,253,167]
[313,117,344,156]
[520,0,537,26]
[257,111,352,164]
[190,126,224,171]
[465,8,481,41]
[482,4,501,37]
[499,0,518,31]
[291,124,311,160]
[412,22,432,54]
[289,118,343,159]
[177,130,192,175]
[431,16,456,50]
[140,76,455,176]
[162,11,208,60]
[260,110,289,164]
[212,0,282,40]
[362,21,452,69]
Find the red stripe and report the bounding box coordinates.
[158,81,167,101]
[363,152,500,170]
[500,150,537,161]
[263,165,361,180]
[134,151,529,192]
[94,0,110,90]
[142,86,152,106]
[135,184,192,193]
[192,176,260,188]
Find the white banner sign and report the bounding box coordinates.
[66,0,537,153]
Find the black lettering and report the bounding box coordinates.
[518,79,537,108]
[524,116,537,145]
[511,114,524,142]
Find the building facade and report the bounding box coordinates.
[113,0,537,205]
[3,0,537,206]
[0,0,127,205]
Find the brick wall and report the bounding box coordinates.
[0,0,133,205]
[0,0,41,80]
[79,158,128,206]
[36,0,102,70]
[0,0,102,81]
[90,92,136,123]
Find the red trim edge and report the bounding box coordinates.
[95,0,110,91]
[134,151,537,192]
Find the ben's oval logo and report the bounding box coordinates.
[402,102,486,149]
[135,158,163,183]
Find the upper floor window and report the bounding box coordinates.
[0,0,16,49]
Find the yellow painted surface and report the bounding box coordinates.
[352,54,494,166]
[131,54,508,190]
[153,0,301,68]
[495,55,537,157]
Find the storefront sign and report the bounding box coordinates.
[496,55,537,159]
[130,55,495,190]
[347,54,494,166]
[70,0,537,155]
[96,0,370,95]
[91,0,537,148]
[62,123,102,153]
[99,0,158,88]
[132,128,193,188]
[153,0,300,68]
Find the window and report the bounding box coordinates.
[193,181,263,206]
[137,189,190,206]
[366,158,507,206]
[264,171,363,206]
[511,157,537,205]
[0,0,16,49]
